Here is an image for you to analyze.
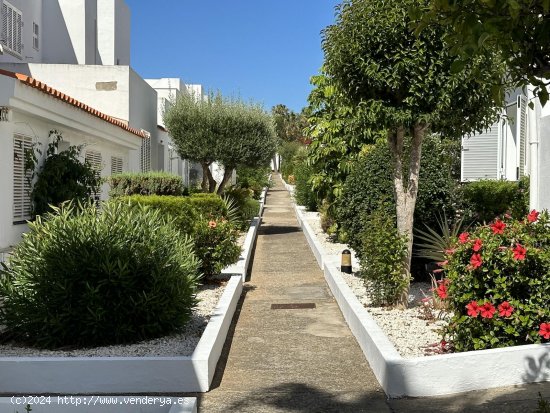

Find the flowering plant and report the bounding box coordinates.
[440,210,550,351]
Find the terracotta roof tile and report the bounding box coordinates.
[0,69,148,139]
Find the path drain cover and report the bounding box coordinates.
[271,303,316,310]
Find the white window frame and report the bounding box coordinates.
[1,1,23,58]
[32,21,38,50]
[13,134,33,223]
[111,155,123,175]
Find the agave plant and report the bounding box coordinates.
[415,212,466,263]
[221,194,243,226]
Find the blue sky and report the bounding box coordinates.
[125,0,340,113]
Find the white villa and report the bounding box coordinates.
[0,0,205,250]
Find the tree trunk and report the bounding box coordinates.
[387,123,427,307]
[216,167,234,195]
[200,162,217,193]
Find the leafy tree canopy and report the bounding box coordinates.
[414,0,550,105]
[271,104,309,143]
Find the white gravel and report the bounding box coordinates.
[296,203,450,358]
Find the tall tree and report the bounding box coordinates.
[414,0,550,104]
[164,93,277,193]
[271,104,309,142]
[322,0,505,305]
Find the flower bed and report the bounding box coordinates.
[0,188,267,394]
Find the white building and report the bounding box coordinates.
[0,68,145,249]
[461,86,550,212]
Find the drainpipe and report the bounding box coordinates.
[529,94,540,211]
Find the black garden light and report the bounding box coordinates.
[341,249,352,274]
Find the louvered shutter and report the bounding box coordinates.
[517,95,528,178]
[85,150,103,202]
[15,9,20,54]
[461,122,500,181]
[1,3,7,49]
[140,136,151,172]
[111,156,123,175]
[13,135,33,222]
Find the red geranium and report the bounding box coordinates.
[528,209,540,223]
[491,220,506,234]
[208,220,217,229]
[458,232,470,244]
[480,302,496,318]
[473,238,483,252]
[498,301,514,317]
[437,260,449,268]
[512,244,526,260]
[466,301,480,317]
[539,323,550,339]
[470,253,482,269]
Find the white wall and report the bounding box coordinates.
[97,0,130,65]
[0,0,43,63]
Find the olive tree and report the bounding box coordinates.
[322,0,505,305]
[164,92,277,193]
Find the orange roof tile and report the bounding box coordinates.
[0,69,148,139]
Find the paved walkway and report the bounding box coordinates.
[199,177,390,412]
[199,176,550,412]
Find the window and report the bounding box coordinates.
[111,156,123,175]
[32,22,38,50]
[1,1,22,57]
[85,150,102,202]
[140,135,151,172]
[13,135,33,222]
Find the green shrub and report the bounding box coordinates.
[442,210,550,351]
[462,177,530,224]
[236,165,271,199]
[120,195,199,235]
[194,218,242,278]
[359,207,409,306]
[27,133,100,217]
[336,136,461,263]
[107,171,184,197]
[279,141,303,181]
[223,187,260,229]
[0,202,199,348]
[294,154,318,211]
[188,193,228,219]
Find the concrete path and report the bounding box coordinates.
[198,176,550,412]
[199,177,390,412]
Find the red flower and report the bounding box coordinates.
[491,220,506,234]
[435,283,448,299]
[473,238,483,252]
[470,253,482,269]
[208,220,217,229]
[513,244,526,260]
[539,323,550,339]
[528,210,540,223]
[498,301,514,317]
[445,248,456,255]
[437,260,449,268]
[480,302,496,319]
[458,232,470,244]
[466,301,480,317]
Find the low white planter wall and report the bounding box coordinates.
[288,186,550,397]
[0,198,266,394]
[0,396,197,413]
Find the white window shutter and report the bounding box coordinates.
[85,150,103,202]
[1,4,7,48]
[111,156,123,175]
[140,136,151,172]
[517,95,528,178]
[461,122,500,181]
[13,135,33,222]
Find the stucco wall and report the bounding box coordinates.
[539,116,550,212]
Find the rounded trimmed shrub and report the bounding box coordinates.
[0,202,200,348]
